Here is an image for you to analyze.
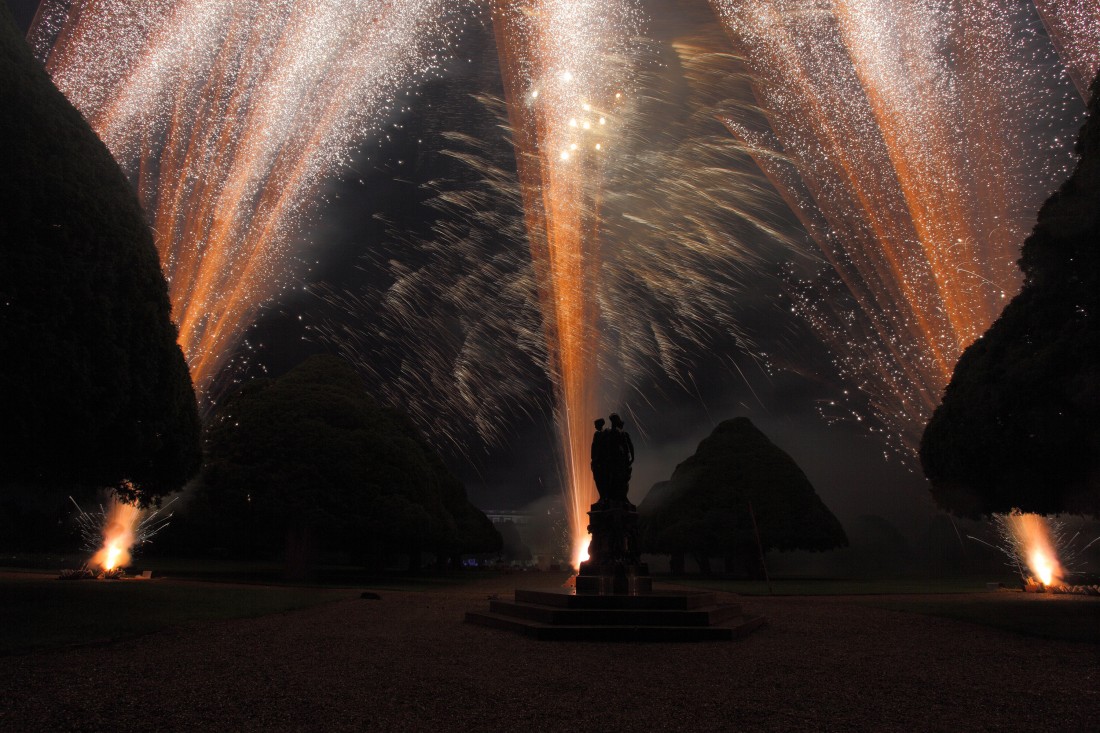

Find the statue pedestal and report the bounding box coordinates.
[576,499,652,595]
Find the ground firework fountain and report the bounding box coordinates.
[977,511,1100,594]
[32,0,466,564]
[31,0,464,399]
[490,0,644,567]
[67,495,177,577]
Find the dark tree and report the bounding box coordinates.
[639,417,847,576]
[0,7,200,507]
[921,73,1100,518]
[192,355,499,568]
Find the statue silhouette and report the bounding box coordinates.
[591,413,634,504]
[591,418,608,499]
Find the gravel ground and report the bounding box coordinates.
[1,573,1097,732]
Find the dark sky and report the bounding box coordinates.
[4,0,998,546]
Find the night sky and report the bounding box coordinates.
[6,0,1054,547]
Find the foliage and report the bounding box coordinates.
[0,6,200,504]
[192,355,500,563]
[639,417,847,572]
[921,73,1100,518]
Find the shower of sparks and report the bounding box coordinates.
[710,0,1083,455]
[311,33,792,462]
[982,511,1071,586]
[311,23,797,570]
[489,0,645,567]
[1033,0,1100,99]
[71,495,178,572]
[30,0,465,400]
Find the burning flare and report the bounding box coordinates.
[1001,510,1065,586]
[89,497,142,573]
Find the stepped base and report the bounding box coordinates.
[465,587,765,642]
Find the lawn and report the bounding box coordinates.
[0,555,513,655]
[0,573,360,655]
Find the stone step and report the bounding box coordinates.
[488,599,744,627]
[515,588,718,610]
[464,610,767,642]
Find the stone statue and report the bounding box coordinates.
[605,413,634,503]
[580,411,648,593]
[591,418,608,498]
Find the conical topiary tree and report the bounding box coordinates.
[0,6,200,514]
[640,417,847,576]
[920,72,1100,518]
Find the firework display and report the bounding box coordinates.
[311,34,791,467]
[31,0,465,399]
[70,495,177,574]
[488,0,646,566]
[1034,0,1100,98]
[710,0,1083,453]
[28,1,1096,577]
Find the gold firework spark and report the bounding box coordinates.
[710,0,1082,452]
[31,0,465,399]
[489,0,644,565]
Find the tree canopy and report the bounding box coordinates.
[920,73,1100,518]
[639,417,847,574]
[0,6,200,503]
[192,355,500,565]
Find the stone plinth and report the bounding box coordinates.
[576,499,651,595]
[465,588,766,641]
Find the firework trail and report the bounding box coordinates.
[30,0,465,399]
[312,94,553,457]
[488,0,647,565]
[1034,0,1100,99]
[312,24,797,565]
[710,0,1082,452]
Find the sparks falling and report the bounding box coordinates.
[489,0,644,567]
[1033,0,1100,99]
[995,511,1066,586]
[31,0,464,399]
[72,495,177,573]
[711,0,1084,454]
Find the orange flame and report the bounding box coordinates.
[90,498,142,572]
[1004,511,1064,586]
[572,535,591,571]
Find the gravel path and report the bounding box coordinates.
[1,574,1096,732]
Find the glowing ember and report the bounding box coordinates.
[573,535,591,571]
[89,498,141,573]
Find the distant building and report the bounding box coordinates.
[484,509,533,527]
[483,497,568,566]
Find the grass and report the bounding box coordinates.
[0,552,503,590]
[0,573,362,655]
[0,554,514,655]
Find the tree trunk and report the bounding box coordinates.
[693,553,712,576]
[670,552,685,575]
